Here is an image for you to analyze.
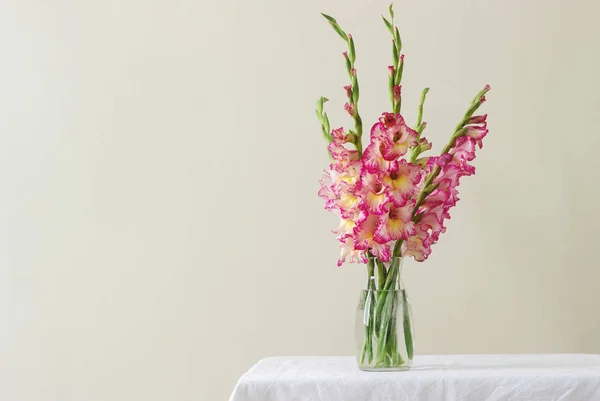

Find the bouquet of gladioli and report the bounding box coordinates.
[316,5,490,369]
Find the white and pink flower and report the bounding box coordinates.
[319,91,489,265]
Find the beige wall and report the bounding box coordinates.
[2,0,600,400]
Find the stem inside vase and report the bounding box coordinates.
[357,256,413,370]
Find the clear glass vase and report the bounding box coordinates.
[355,257,414,371]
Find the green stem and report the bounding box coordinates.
[374,258,399,334]
[415,88,430,132]
[366,258,375,286]
[321,15,364,157]
[360,258,376,365]
[376,259,386,290]
[402,289,414,360]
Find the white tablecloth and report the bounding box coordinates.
[229,355,600,401]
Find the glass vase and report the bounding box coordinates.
[355,257,414,371]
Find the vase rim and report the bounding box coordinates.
[367,256,403,259]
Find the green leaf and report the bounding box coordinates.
[323,112,331,133]
[344,52,352,73]
[321,124,330,141]
[392,41,399,66]
[395,27,402,53]
[388,74,395,107]
[394,57,404,84]
[348,36,356,64]
[321,13,348,41]
[382,16,394,34]
[320,13,337,23]
[316,96,328,114]
[388,3,395,19]
[331,22,349,42]
[415,87,430,128]
[352,77,359,103]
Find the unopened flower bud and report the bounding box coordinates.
[344,85,352,98]
[468,114,487,125]
[344,102,356,117]
[393,85,402,101]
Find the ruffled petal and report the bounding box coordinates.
[402,228,432,262]
[382,160,421,206]
[370,242,392,262]
[353,213,379,251]
[328,142,359,169]
[359,171,388,215]
[374,202,415,243]
[362,139,389,173]
[366,192,388,215]
[379,112,405,128]
[338,192,360,212]
[337,236,365,267]
[467,114,487,125]
[466,125,488,141]
[333,218,356,237]
[380,137,408,161]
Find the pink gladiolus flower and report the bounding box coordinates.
[358,172,388,215]
[338,236,365,267]
[318,96,488,265]
[362,124,391,173]
[328,142,359,170]
[374,201,415,243]
[354,214,392,262]
[388,66,395,76]
[333,216,357,237]
[382,160,421,206]
[353,213,378,250]
[402,227,431,262]
[318,172,338,211]
[370,242,392,262]
[450,136,477,162]
[379,121,418,161]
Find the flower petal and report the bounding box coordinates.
[370,242,392,262]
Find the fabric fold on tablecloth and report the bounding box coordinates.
[229,355,600,401]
